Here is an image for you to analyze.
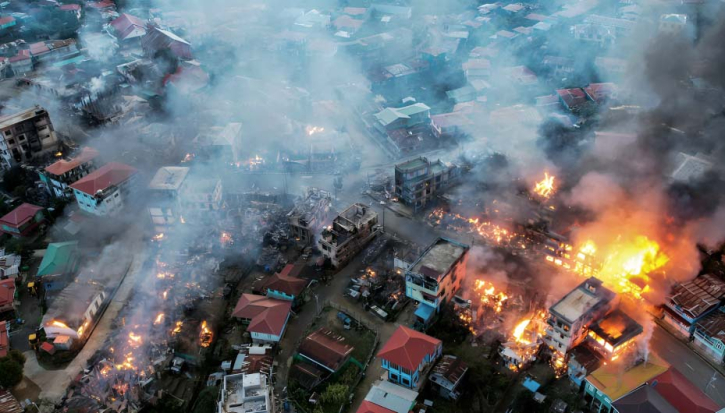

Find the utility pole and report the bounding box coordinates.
[705,372,717,392]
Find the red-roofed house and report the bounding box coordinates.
[70,162,138,216]
[652,368,719,413]
[87,0,115,12]
[0,278,17,317]
[260,264,308,304]
[41,147,100,198]
[0,203,45,238]
[109,13,147,42]
[59,4,82,20]
[8,49,31,75]
[0,16,16,32]
[583,82,618,104]
[356,400,395,413]
[557,87,589,111]
[232,294,292,343]
[333,15,364,34]
[378,325,442,389]
[141,27,192,60]
[298,327,354,372]
[0,321,8,358]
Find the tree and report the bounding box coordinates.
[191,386,218,413]
[0,357,24,388]
[2,165,28,192]
[8,349,26,366]
[320,383,348,405]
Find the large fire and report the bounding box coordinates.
[199,320,213,347]
[533,172,556,199]
[306,125,325,136]
[551,236,670,301]
[50,320,70,329]
[172,321,183,335]
[474,280,508,313]
[128,332,143,348]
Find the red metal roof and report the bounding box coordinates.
[0,203,42,227]
[8,50,30,63]
[298,327,354,371]
[669,274,725,319]
[356,400,396,413]
[0,388,22,413]
[40,341,55,354]
[377,325,441,371]
[70,162,137,195]
[232,294,291,336]
[59,4,81,11]
[29,41,50,56]
[261,264,308,297]
[0,16,15,26]
[45,147,99,176]
[652,369,720,413]
[110,13,146,40]
[0,321,8,359]
[87,0,115,9]
[0,279,16,313]
[556,87,588,108]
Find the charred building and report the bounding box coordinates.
[0,106,60,169]
[318,203,381,268]
[287,187,332,245]
[394,157,460,213]
[147,166,190,233]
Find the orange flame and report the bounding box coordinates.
[199,320,213,347]
[153,313,164,325]
[50,320,70,329]
[533,172,556,199]
[172,321,183,335]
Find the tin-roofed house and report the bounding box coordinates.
[298,327,354,373]
[662,274,725,338]
[693,308,725,364]
[429,354,468,400]
[36,241,79,277]
[0,203,46,238]
[357,381,418,413]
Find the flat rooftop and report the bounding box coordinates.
[0,106,46,129]
[396,157,429,172]
[589,309,643,346]
[550,278,615,324]
[148,166,190,190]
[410,238,468,280]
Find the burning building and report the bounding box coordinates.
[544,277,617,355]
[394,157,460,213]
[405,238,469,325]
[40,147,101,198]
[41,282,106,341]
[217,372,272,413]
[70,162,139,216]
[586,309,642,361]
[147,166,190,233]
[429,355,468,400]
[0,105,60,169]
[287,187,332,245]
[319,203,381,268]
[179,173,223,220]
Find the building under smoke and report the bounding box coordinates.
[287,187,332,245]
[148,166,190,233]
[319,203,381,268]
[40,147,101,198]
[394,157,460,213]
[0,105,60,169]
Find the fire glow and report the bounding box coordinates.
[153,313,165,325]
[199,320,212,347]
[306,125,325,136]
[474,280,508,313]
[533,172,556,199]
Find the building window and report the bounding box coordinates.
[4,130,10,136]
[7,139,14,145]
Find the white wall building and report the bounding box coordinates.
[70,162,139,216]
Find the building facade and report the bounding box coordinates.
[394,157,459,212]
[405,238,469,322]
[147,166,190,233]
[70,162,139,216]
[378,325,442,389]
[318,203,381,267]
[0,106,60,169]
[544,277,616,355]
[40,147,100,198]
[662,274,725,338]
[287,187,332,245]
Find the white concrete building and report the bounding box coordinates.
[218,373,272,413]
[70,162,139,216]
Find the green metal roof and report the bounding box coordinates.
[37,241,78,277]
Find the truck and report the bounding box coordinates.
[337,312,352,330]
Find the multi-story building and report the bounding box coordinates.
[544,277,617,355]
[405,238,469,324]
[147,166,190,233]
[659,14,687,36]
[318,203,381,268]
[179,174,223,221]
[693,309,725,365]
[377,325,442,389]
[0,106,60,169]
[287,187,332,245]
[394,157,459,212]
[0,203,46,238]
[40,147,100,198]
[70,162,139,216]
[217,372,271,413]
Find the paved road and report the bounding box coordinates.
[651,325,725,406]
